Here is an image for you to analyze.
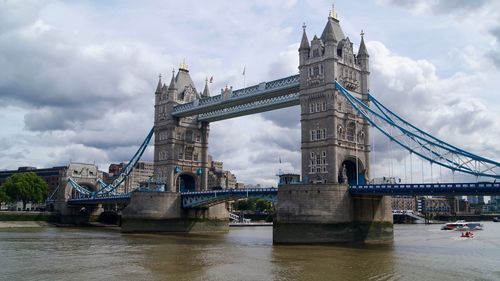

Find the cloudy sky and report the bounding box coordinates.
[1,0,499,187]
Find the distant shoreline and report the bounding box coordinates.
[0,221,52,228]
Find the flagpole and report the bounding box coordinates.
[242,66,246,88]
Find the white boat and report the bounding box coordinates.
[441,220,483,231]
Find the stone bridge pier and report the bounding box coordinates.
[273,184,393,244]
[121,192,229,233]
[54,163,104,224]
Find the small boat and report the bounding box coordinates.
[493,217,499,222]
[460,231,474,238]
[441,220,483,230]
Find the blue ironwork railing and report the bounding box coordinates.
[181,188,278,208]
[349,182,500,196]
[172,74,300,118]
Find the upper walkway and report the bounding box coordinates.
[171,75,300,122]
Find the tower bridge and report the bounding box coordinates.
[56,8,500,244]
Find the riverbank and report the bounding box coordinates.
[0,211,59,222]
[0,221,52,228]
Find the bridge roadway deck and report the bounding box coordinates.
[349,182,500,196]
[66,182,500,207]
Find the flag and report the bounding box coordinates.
[279,156,282,164]
[242,66,246,76]
[209,76,213,83]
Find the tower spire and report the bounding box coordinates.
[299,22,310,51]
[168,68,177,90]
[155,73,162,93]
[202,77,210,97]
[358,30,369,57]
[329,3,338,20]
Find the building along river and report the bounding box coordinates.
[1,223,500,280]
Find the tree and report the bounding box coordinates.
[255,199,272,212]
[0,186,9,203]
[3,172,48,209]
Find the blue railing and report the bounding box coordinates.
[349,182,500,196]
[172,75,299,117]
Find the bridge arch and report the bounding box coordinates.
[175,172,197,192]
[69,181,97,198]
[339,157,366,185]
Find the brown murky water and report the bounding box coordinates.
[1,223,500,280]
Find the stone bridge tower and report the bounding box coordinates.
[274,8,392,244]
[154,63,210,192]
[299,9,370,186]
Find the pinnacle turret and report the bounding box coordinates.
[357,30,369,57]
[299,23,310,51]
[168,69,177,90]
[202,77,210,97]
[155,74,162,94]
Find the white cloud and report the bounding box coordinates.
[0,0,498,187]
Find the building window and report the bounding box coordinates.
[322,128,326,139]
[316,103,320,112]
[322,101,326,111]
[309,103,314,113]
[310,130,315,141]
[310,152,315,158]
[178,147,184,159]
[185,147,193,160]
[346,122,355,142]
[186,130,193,142]
[313,66,320,76]
[322,151,326,157]
[316,130,321,140]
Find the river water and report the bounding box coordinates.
[1,223,500,281]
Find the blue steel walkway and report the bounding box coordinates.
[349,182,500,196]
[66,182,500,207]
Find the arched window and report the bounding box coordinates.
[316,129,321,140]
[337,125,344,139]
[346,122,355,142]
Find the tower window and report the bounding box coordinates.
[313,66,320,76]
[346,122,355,142]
